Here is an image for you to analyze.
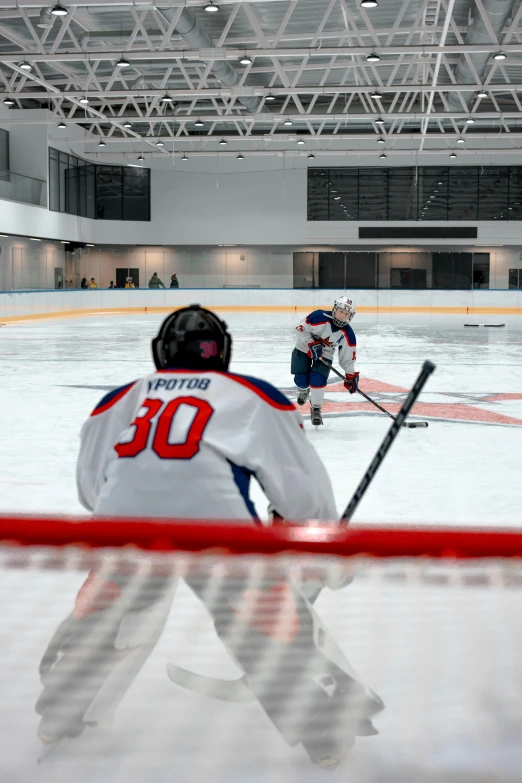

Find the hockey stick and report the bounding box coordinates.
[341,360,435,522]
[320,359,429,429]
[167,361,435,702]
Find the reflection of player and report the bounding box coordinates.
[34,306,383,768]
[292,296,359,426]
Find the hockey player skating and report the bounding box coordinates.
[292,296,359,426]
[35,305,382,768]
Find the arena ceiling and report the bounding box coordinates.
[1,0,522,160]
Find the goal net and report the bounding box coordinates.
[1,515,522,783]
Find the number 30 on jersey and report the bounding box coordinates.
[115,396,214,460]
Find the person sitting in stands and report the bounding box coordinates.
[170,274,179,289]
[81,277,88,289]
[148,272,165,289]
[88,278,98,289]
[125,277,135,289]
[108,281,115,289]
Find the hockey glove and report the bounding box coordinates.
[344,372,360,394]
[308,341,323,363]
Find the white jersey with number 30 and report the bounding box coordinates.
[76,370,337,522]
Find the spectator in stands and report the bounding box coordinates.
[88,278,98,289]
[170,274,179,288]
[81,277,88,289]
[108,281,115,289]
[125,277,135,289]
[148,272,165,289]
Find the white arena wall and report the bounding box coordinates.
[0,288,521,325]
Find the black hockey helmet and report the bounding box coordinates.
[152,305,232,371]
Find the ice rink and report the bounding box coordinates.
[1,311,522,783]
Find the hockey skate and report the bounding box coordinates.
[311,405,323,426]
[296,388,310,406]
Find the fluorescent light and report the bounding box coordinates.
[58,122,66,129]
[60,240,69,243]
[51,4,68,16]
[366,52,380,62]
[204,1,219,11]
[3,98,14,106]
[29,237,40,241]
[494,51,507,60]
[0,234,9,237]
[161,94,173,103]
[219,139,227,145]
[19,61,32,71]
[239,55,252,65]
[128,164,144,168]
[86,244,95,247]
[265,94,276,102]
[117,57,130,68]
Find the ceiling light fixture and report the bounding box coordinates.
[181,154,188,161]
[58,122,66,129]
[236,153,244,160]
[297,138,305,145]
[194,119,204,127]
[456,137,465,144]
[86,243,95,247]
[79,96,89,104]
[283,119,293,126]
[334,196,341,200]
[449,152,457,158]
[29,237,41,241]
[239,55,252,65]
[265,93,276,102]
[371,90,382,99]
[204,1,219,11]
[60,240,69,244]
[123,122,132,129]
[3,98,14,106]
[477,89,488,98]
[51,3,68,16]
[0,234,9,237]
[377,137,385,144]
[307,153,315,159]
[161,94,173,103]
[219,139,227,145]
[156,140,164,147]
[116,57,130,68]
[465,117,475,124]
[494,51,507,60]
[137,155,144,161]
[361,0,378,6]
[375,117,385,125]
[98,140,106,147]
[379,153,387,159]
[438,180,443,185]
[366,52,380,62]
[19,61,32,71]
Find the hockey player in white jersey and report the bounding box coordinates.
[35,306,382,768]
[292,296,359,425]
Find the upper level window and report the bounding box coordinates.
[49,148,150,221]
[308,166,522,221]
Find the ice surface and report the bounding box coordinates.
[1,312,522,782]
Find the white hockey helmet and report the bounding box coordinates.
[332,296,356,327]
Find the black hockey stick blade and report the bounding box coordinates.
[341,360,435,524]
[166,663,255,704]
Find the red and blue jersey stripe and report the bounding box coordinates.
[91,382,137,417]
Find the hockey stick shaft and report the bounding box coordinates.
[340,360,435,523]
[320,359,428,428]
